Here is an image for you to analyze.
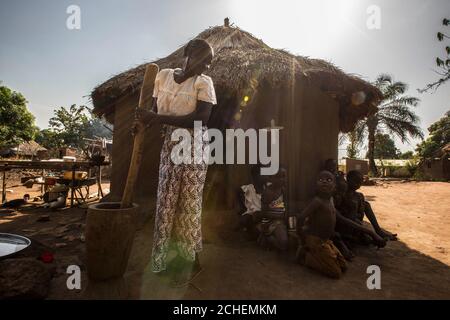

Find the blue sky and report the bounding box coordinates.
[1,0,449,156]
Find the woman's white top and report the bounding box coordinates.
[152,68,217,116]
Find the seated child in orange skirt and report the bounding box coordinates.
[296,171,347,279]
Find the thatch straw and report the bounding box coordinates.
[91,25,382,132]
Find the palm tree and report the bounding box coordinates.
[352,74,424,175]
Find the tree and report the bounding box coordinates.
[39,104,112,152]
[351,74,423,175]
[399,151,414,159]
[35,128,64,150]
[420,18,450,93]
[48,104,90,148]
[366,133,400,159]
[346,130,361,158]
[416,110,450,158]
[0,85,37,147]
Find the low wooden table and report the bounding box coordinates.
[0,160,109,207]
[57,177,97,206]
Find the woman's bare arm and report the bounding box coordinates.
[139,99,212,129]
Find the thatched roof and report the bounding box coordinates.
[16,141,47,155]
[0,141,47,157]
[91,24,382,132]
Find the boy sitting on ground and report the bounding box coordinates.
[331,175,355,260]
[296,171,347,278]
[333,176,387,249]
[340,170,397,242]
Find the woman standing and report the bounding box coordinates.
[135,39,216,282]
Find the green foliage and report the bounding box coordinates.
[35,128,64,150]
[349,74,423,175]
[405,159,419,177]
[366,133,400,159]
[413,165,427,181]
[399,150,414,159]
[420,18,450,92]
[416,110,450,158]
[346,130,360,158]
[0,85,37,147]
[0,85,112,153]
[38,104,112,151]
[48,104,90,148]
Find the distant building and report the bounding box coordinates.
[58,147,78,158]
[374,159,415,178]
[339,158,416,177]
[0,141,47,160]
[339,158,369,175]
[418,143,450,181]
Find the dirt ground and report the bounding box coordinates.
[1,181,449,299]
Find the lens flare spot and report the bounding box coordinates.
[351,91,366,106]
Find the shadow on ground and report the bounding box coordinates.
[1,205,449,299]
[124,209,450,300]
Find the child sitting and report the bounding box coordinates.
[238,165,263,240]
[256,168,289,253]
[340,170,397,242]
[296,171,347,278]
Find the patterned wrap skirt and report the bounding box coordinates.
[151,125,208,273]
[301,234,347,279]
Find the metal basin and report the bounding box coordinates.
[0,233,31,259]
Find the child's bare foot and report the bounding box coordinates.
[333,237,354,261]
[372,233,387,248]
[339,243,354,261]
[377,229,398,241]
